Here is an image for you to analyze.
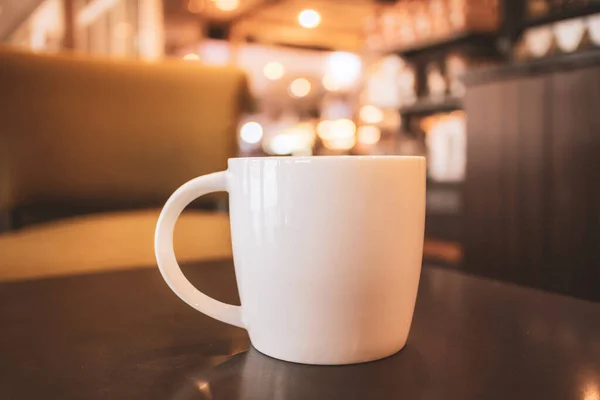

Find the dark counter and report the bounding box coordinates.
[1,260,599,399]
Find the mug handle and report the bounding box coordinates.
[154,171,244,328]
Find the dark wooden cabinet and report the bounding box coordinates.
[464,62,600,301]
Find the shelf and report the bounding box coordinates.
[521,4,600,30]
[391,31,499,58]
[465,47,600,86]
[400,97,463,117]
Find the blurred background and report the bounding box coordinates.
[0,0,598,301]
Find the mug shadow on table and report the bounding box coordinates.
[169,345,429,400]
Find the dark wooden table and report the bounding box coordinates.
[1,261,599,400]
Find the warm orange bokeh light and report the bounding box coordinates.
[289,78,311,98]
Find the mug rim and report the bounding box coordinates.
[229,155,425,162]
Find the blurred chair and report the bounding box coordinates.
[0,48,252,281]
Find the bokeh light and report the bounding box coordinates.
[214,0,239,11]
[298,9,321,29]
[182,53,200,61]
[357,126,381,145]
[325,52,362,90]
[263,62,285,80]
[322,75,340,91]
[289,78,311,98]
[359,105,384,124]
[266,123,315,155]
[317,119,356,150]
[240,121,263,144]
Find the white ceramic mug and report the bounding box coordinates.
[155,156,426,365]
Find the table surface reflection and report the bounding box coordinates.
[1,261,599,400]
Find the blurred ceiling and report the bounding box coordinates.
[0,0,379,51]
[0,0,44,40]
[165,0,378,51]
